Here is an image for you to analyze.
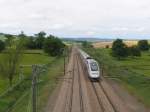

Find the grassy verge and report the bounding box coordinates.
[0,51,54,94]
[84,47,150,107]
[0,50,56,112]
[10,57,64,112]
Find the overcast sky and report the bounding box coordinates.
[0,0,150,38]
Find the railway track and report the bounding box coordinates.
[52,47,133,112]
[77,51,117,112]
[76,55,84,112]
[92,82,117,112]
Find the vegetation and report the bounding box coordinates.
[112,39,142,59]
[0,37,25,86]
[112,39,128,59]
[82,41,93,48]
[25,36,37,49]
[0,31,66,112]
[10,57,64,112]
[43,35,65,56]
[4,34,15,47]
[0,40,5,52]
[105,45,109,48]
[138,40,149,51]
[0,51,58,112]
[128,46,141,57]
[34,31,46,49]
[84,47,150,106]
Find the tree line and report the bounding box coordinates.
[81,41,93,48]
[0,31,65,56]
[0,31,65,86]
[112,39,149,59]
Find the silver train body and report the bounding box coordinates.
[79,49,100,80]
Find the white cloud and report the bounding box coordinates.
[86,31,95,36]
[0,0,150,38]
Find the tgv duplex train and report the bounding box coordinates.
[79,49,100,80]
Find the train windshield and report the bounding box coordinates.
[90,62,98,71]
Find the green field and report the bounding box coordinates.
[84,48,150,107]
[0,50,64,112]
[10,57,64,112]
[0,50,55,94]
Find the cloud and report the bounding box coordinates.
[0,0,150,38]
[86,31,96,36]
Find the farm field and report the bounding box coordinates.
[0,50,65,112]
[0,50,55,94]
[84,48,150,107]
[93,40,139,48]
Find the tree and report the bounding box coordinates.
[112,39,128,59]
[4,34,15,47]
[0,38,25,86]
[0,40,5,52]
[105,45,109,48]
[18,31,26,38]
[138,40,149,51]
[43,35,65,56]
[25,36,37,49]
[82,41,93,48]
[35,31,46,49]
[128,46,141,57]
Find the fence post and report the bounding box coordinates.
[19,66,24,81]
[32,65,37,112]
[64,49,66,76]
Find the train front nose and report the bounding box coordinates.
[91,72,100,78]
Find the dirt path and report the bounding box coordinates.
[46,46,149,112]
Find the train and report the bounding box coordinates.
[79,49,100,80]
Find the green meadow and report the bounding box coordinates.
[84,48,150,107]
[0,50,64,112]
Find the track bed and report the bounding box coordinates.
[49,47,145,112]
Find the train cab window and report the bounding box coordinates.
[90,62,98,71]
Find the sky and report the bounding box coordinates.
[0,0,150,39]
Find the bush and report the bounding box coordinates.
[25,37,37,49]
[138,40,149,51]
[105,45,109,48]
[0,40,5,52]
[24,31,46,49]
[128,46,141,57]
[43,35,65,56]
[34,31,46,49]
[82,41,93,48]
[112,39,128,59]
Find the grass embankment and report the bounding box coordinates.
[0,50,64,112]
[11,57,64,112]
[84,48,150,107]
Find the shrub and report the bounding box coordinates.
[82,41,93,48]
[0,40,5,52]
[138,40,149,51]
[43,35,65,56]
[112,39,128,59]
[25,36,37,49]
[105,45,109,48]
[34,31,46,49]
[128,46,141,57]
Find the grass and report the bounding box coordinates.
[10,57,64,112]
[84,47,150,107]
[0,50,60,112]
[0,50,55,94]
